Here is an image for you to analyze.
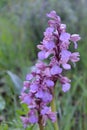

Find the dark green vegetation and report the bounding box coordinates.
[0,0,87,130]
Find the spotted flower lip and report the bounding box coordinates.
[20,10,80,128]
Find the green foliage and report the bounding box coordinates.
[0,96,6,111]
[7,71,23,95]
[0,124,8,130]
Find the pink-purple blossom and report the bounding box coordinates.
[50,65,62,75]
[45,79,54,87]
[60,32,70,42]
[20,10,80,128]
[41,106,56,125]
[62,83,71,92]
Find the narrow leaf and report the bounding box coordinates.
[7,71,23,94]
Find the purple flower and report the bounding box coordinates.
[21,109,38,128]
[20,10,80,127]
[36,61,46,70]
[60,41,70,50]
[41,106,56,125]
[29,115,38,124]
[20,116,29,128]
[44,27,54,36]
[30,84,39,93]
[37,45,44,50]
[41,106,50,115]
[62,83,71,92]
[70,52,80,62]
[26,74,33,80]
[28,110,38,124]
[51,65,62,75]
[70,34,81,49]
[38,51,46,60]
[45,79,54,87]
[47,10,61,23]
[59,76,71,84]
[70,34,81,42]
[35,90,52,103]
[20,93,30,105]
[35,90,44,98]
[60,24,66,32]
[46,10,57,19]
[62,63,71,70]
[60,32,70,42]
[43,92,53,103]
[43,40,55,50]
[43,67,51,77]
[60,50,71,64]
[60,50,71,69]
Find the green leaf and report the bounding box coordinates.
[0,96,6,111]
[7,71,23,95]
[0,124,8,130]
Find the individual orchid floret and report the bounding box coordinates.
[70,52,80,62]
[70,34,81,49]
[35,90,53,103]
[20,116,29,128]
[21,110,38,128]
[62,83,71,92]
[59,75,71,84]
[60,32,70,42]
[47,10,61,28]
[28,110,38,124]
[20,93,36,109]
[60,24,66,32]
[50,65,62,75]
[70,34,81,42]
[30,83,39,93]
[41,106,56,126]
[46,10,58,19]
[26,73,33,80]
[45,79,54,88]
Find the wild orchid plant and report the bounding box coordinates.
[20,11,81,130]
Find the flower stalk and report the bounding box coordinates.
[38,116,44,130]
[51,87,59,130]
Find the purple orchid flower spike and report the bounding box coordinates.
[20,10,81,130]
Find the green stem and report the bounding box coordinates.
[51,89,59,130]
[38,113,44,130]
[39,121,44,130]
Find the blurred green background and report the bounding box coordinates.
[0,0,87,130]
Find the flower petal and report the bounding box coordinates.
[70,34,81,42]
[38,51,46,60]
[30,84,38,93]
[62,83,71,92]
[62,63,71,70]
[51,65,62,75]
[45,79,54,87]
[60,32,70,42]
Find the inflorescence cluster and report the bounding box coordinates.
[20,10,81,128]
